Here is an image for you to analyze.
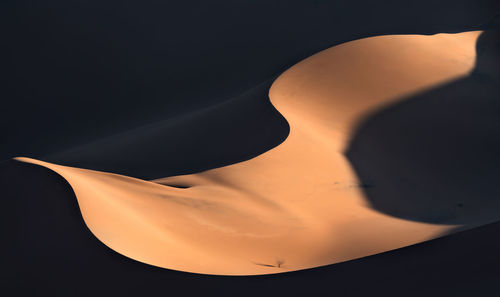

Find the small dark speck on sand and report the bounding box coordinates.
[253,262,276,268]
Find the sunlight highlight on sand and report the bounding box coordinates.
[17,31,489,275]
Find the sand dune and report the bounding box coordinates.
[17,30,500,275]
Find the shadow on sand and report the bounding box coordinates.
[346,29,500,225]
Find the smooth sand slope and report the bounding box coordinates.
[17,30,498,275]
[5,159,500,297]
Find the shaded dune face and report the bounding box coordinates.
[346,30,500,225]
[41,79,290,180]
[18,30,500,275]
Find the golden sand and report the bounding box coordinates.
[18,31,491,275]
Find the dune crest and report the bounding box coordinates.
[18,30,497,275]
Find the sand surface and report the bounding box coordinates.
[17,30,498,275]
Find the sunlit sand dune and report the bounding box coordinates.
[18,30,498,275]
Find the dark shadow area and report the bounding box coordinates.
[163,184,191,189]
[2,159,500,297]
[1,1,499,178]
[41,79,289,180]
[346,28,500,225]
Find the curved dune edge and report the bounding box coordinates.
[16,31,495,276]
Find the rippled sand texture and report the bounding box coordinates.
[18,31,492,275]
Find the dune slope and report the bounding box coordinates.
[4,159,500,296]
[17,30,500,275]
